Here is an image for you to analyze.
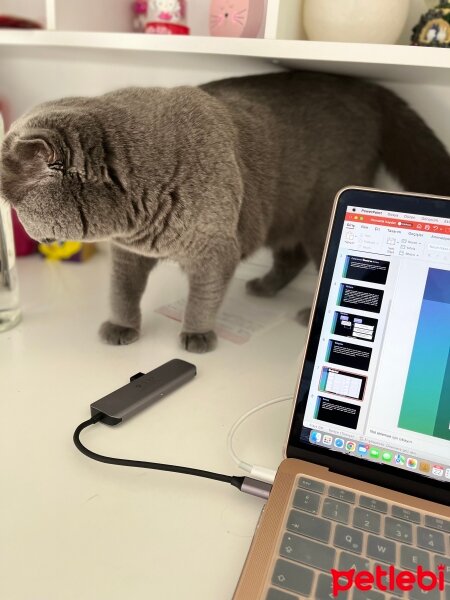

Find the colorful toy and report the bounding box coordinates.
[145,0,190,35]
[132,1,148,32]
[38,241,96,262]
[209,0,266,38]
[411,0,450,47]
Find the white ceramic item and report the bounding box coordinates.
[303,0,411,44]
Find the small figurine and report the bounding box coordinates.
[132,1,148,33]
[146,0,190,34]
[209,0,266,38]
[411,0,450,47]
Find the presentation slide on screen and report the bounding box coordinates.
[337,284,384,314]
[326,340,372,371]
[343,255,390,285]
[398,268,450,442]
[314,396,361,429]
[332,311,378,342]
[319,367,367,401]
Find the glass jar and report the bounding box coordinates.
[0,116,21,332]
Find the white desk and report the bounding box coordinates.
[0,249,316,600]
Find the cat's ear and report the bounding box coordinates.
[12,129,60,164]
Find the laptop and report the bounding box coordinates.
[233,187,450,600]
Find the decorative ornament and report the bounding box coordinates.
[302,0,410,45]
[209,0,266,38]
[132,1,148,33]
[145,0,190,35]
[411,0,450,47]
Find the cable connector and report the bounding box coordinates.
[227,394,292,484]
[240,477,272,500]
[249,465,277,485]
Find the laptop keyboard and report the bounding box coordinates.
[266,475,450,600]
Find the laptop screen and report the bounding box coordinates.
[288,189,449,491]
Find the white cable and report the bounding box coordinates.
[227,394,293,484]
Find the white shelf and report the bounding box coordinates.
[0,30,449,84]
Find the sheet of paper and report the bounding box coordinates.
[155,296,287,344]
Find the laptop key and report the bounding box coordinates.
[409,584,440,600]
[400,545,430,570]
[316,573,349,600]
[266,588,298,600]
[373,564,404,598]
[417,527,445,554]
[334,525,363,554]
[292,489,321,515]
[280,533,335,571]
[271,558,314,596]
[353,507,381,533]
[391,506,420,524]
[328,486,356,504]
[367,535,396,564]
[434,555,450,582]
[425,515,450,533]
[338,551,370,571]
[298,477,325,494]
[360,496,388,514]
[286,509,331,543]
[322,498,351,524]
[384,517,413,544]
[353,591,387,600]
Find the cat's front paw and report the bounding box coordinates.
[180,331,217,353]
[246,277,278,297]
[296,308,311,327]
[99,321,140,345]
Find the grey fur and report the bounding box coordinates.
[1,71,450,352]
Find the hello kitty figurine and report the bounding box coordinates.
[146,0,189,34]
[209,0,266,38]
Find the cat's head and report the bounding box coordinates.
[0,106,130,243]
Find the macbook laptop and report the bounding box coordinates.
[233,187,450,600]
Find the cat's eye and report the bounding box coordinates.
[48,161,64,172]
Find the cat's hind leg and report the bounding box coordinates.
[99,244,157,345]
[246,243,308,297]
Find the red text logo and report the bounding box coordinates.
[331,565,445,596]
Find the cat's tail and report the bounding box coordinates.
[378,87,450,196]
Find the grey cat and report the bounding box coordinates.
[1,71,450,352]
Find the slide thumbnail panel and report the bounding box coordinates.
[337,284,384,314]
[332,311,378,342]
[314,396,361,429]
[319,367,367,401]
[343,255,390,285]
[326,340,372,371]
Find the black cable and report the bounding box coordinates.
[73,414,245,490]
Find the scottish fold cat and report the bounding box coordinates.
[1,71,449,352]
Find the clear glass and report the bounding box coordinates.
[0,201,21,332]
